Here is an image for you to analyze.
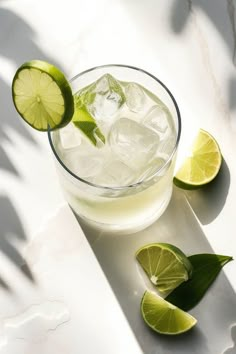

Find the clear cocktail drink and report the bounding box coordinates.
[48,65,181,234]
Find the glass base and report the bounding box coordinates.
[73,189,172,235]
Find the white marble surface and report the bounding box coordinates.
[0,205,143,354]
[0,0,236,353]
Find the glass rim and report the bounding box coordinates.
[48,63,181,191]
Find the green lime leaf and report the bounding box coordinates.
[166,254,233,311]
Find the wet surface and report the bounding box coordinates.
[0,301,70,347]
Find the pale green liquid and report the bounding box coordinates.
[53,77,177,233]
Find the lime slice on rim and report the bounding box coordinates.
[141,291,197,335]
[136,243,192,293]
[12,60,74,131]
[174,129,222,190]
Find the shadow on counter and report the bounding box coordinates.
[77,187,236,354]
[171,0,236,65]
[0,5,61,285]
[0,5,61,175]
[171,0,236,114]
[0,196,34,288]
[183,158,230,224]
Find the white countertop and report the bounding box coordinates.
[0,0,236,353]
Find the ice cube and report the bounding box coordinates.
[159,134,176,157]
[59,123,82,149]
[136,157,166,182]
[93,159,135,187]
[75,154,104,179]
[125,82,145,112]
[59,132,106,179]
[63,148,105,179]
[81,74,125,121]
[143,104,171,136]
[109,118,160,170]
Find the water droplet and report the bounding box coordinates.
[0,301,70,348]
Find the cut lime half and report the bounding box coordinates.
[174,129,222,190]
[136,243,192,293]
[141,291,197,335]
[12,60,74,131]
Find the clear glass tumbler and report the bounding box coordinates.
[48,65,181,234]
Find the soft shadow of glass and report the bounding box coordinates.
[78,187,236,354]
[223,324,236,353]
[0,196,34,286]
[182,158,230,225]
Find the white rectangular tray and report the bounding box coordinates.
[79,187,236,354]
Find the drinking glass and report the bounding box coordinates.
[48,65,181,234]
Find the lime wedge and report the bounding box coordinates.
[72,95,105,146]
[141,291,197,335]
[174,129,222,190]
[12,60,74,131]
[136,243,192,293]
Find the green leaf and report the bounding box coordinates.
[165,254,233,311]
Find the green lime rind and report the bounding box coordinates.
[141,291,197,335]
[173,177,204,190]
[136,243,193,293]
[166,254,233,311]
[12,60,74,131]
[173,165,222,189]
